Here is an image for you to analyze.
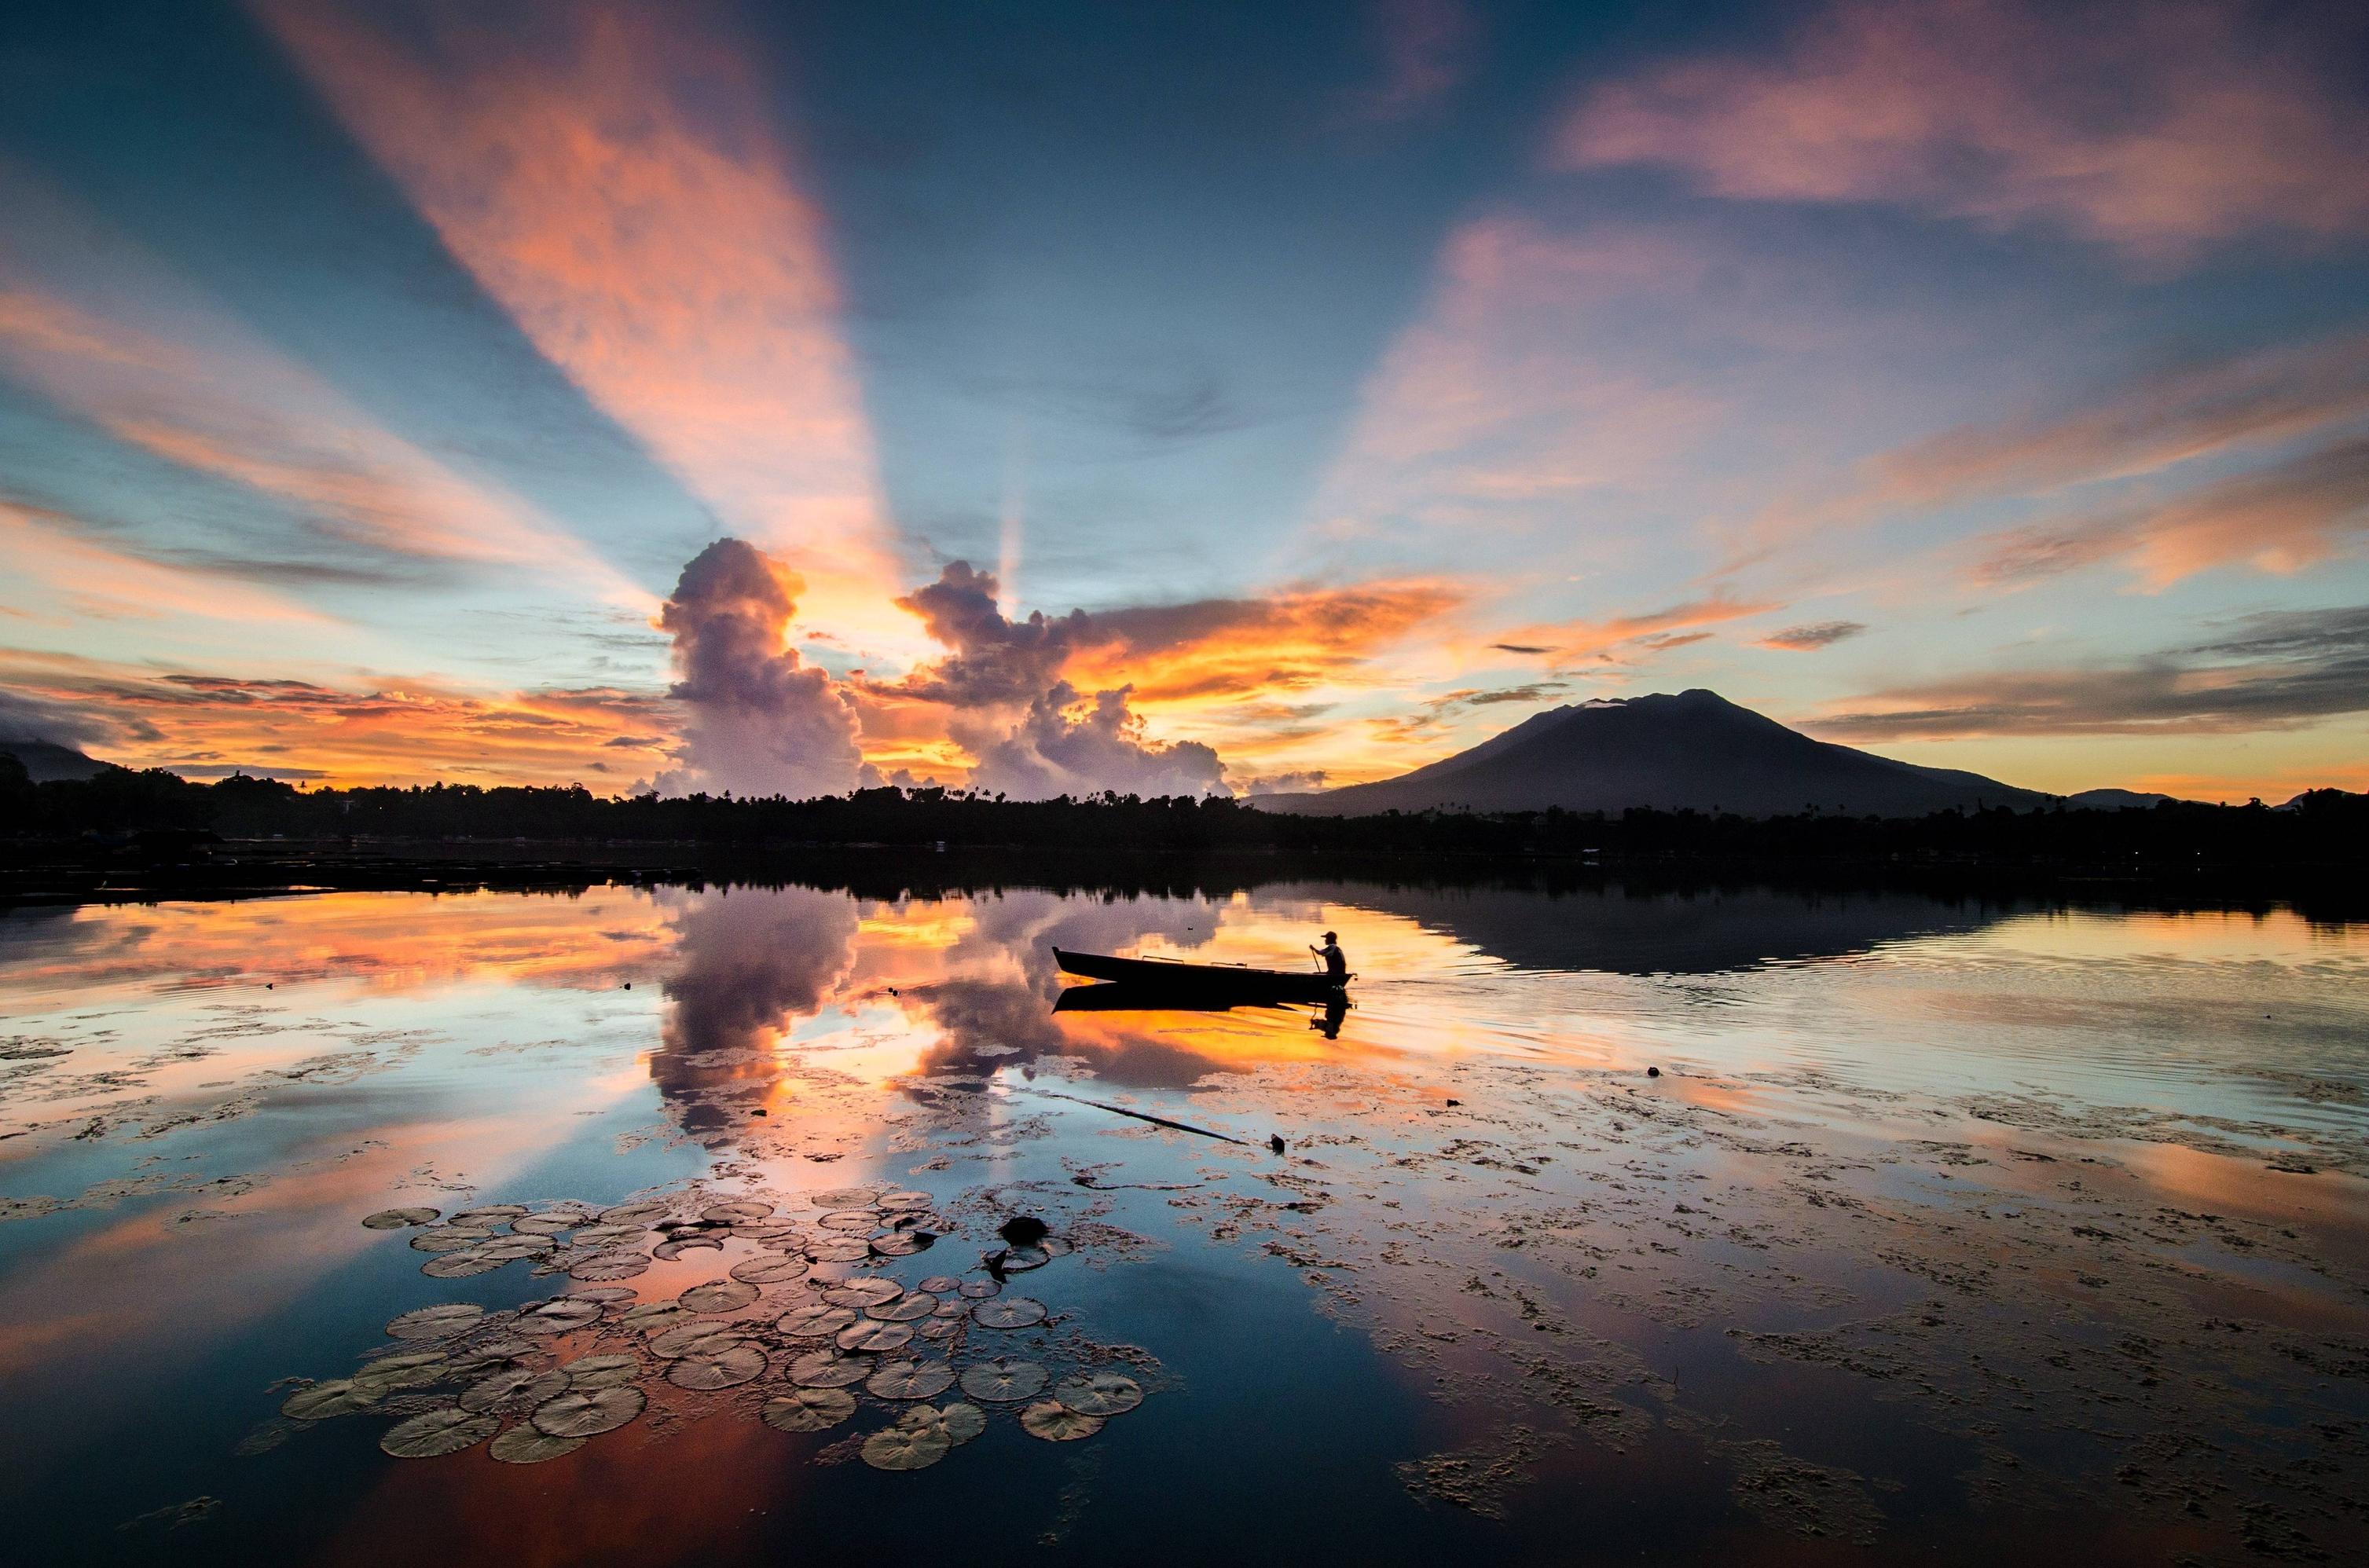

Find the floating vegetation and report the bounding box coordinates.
[1019,1401,1103,1442]
[451,1205,528,1225]
[281,1379,374,1420]
[361,1207,438,1230]
[489,1426,582,1464]
[459,1367,567,1414]
[380,1409,497,1459]
[649,1322,744,1360]
[532,1385,646,1438]
[409,1225,493,1254]
[934,1402,988,1444]
[668,1341,765,1390]
[870,1232,931,1257]
[386,1303,482,1340]
[806,1238,871,1262]
[958,1359,1047,1403]
[787,1350,868,1388]
[867,1291,937,1322]
[569,1251,649,1281]
[823,1278,902,1310]
[729,1255,808,1284]
[680,1279,758,1313]
[763,1387,856,1431]
[651,1235,724,1260]
[860,1419,950,1471]
[817,1210,878,1233]
[778,1304,857,1339]
[559,1354,638,1389]
[1054,1372,1142,1416]
[971,1297,1047,1330]
[516,1298,602,1335]
[835,1319,912,1354]
[864,1359,955,1400]
[805,1187,880,1209]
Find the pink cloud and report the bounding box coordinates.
[1557,0,2369,262]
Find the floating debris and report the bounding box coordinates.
[762,1387,856,1432]
[1019,1401,1103,1442]
[385,1303,483,1340]
[971,1297,1047,1330]
[1054,1372,1142,1416]
[489,1426,583,1464]
[864,1359,955,1400]
[531,1385,645,1438]
[958,1359,1047,1402]
[361,1207,439,1230]
[380,1409,497,1458]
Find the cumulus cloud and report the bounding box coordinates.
[1810,603,2369,738]
[1557,0,2369,262]
[1758,621,1868,650]
[653,538,863,798]
[967,683,1226,800]
[1235,770,1330,797]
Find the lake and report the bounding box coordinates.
[3,872,2365,1564]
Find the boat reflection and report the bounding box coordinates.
[1051,984,1351,1039]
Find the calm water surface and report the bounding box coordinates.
[3,876,2365,1565]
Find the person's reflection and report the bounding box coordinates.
[654,886,859,1142]
[1310,994,1349,1039]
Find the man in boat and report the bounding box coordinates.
[1310,930,1348,984]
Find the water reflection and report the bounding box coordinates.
[2,874,2365,1566]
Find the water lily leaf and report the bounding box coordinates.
[531,1385,645,1438]
[515,1298,603,1335]
[652,1236,724,1261]
[380,1408,497,1458]
[870,1233,930,1257]
[762,1387,856,1431]
[878,1191,932,1211]
[864,1359,955,1400]
[999,1245,1049,1272]
[860,1423,950,1471]
[449,1205,529,1226]
[867,1291,937,1322]
[702,1200,775,1224]
[600,1201,670,1226]
[619,1301,688,1334]
[569,1251,649,1282]
[937,1401,987,1444]
[281,1379,376,1420]
[409,1225,494,1254]
[786,1349,867,1388]
[730,1255,809,1285]
[565,1285,636,1304]
[648,1322,746,1360]
[918,1276,961,1294]
[1019,1401,1103,1442]
[821,1278,902,1310]
[835,1319,913,1354]
[559,1354,639,1389]
[816,1211,878,1233]
[667,1342,765,1390]
[970,1297,1047,1330]
[679,1279,757,1314]
[490,1426,583,1464]
[571,1224,645,1249]
[805,1239,870,1263]
[776,1304,857,1339]
[511,1214,578,1236]
[805,1187,881,1209]
[386,1304,483,1341]
[362,1207,438,1229]
[957,1280,1001,1299]
[1054,1372,1142,1416]
[459,1368,569,1415]
[957,1360,1047,1402]
[354,1352,450,1395]
[420,1250,507,1279]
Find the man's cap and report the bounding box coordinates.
[1322,931,1337,940]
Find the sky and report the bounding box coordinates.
[1,0,2364,803]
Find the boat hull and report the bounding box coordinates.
[1052,947,1346,1003]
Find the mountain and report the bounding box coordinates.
[0,738,110,783]
[1260,690,2051,819]
[2064,788,2177,810]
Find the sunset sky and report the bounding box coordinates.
[2,0,2364,801]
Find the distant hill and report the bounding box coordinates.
[1260,690,2052,819]
[0,738,110,783]
[2064,788,2179,810]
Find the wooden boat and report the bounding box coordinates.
[1052,947,1348,1003]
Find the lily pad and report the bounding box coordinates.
[600,1200,670,1226]
[836,1319,913,1354]
[937,1401,988,1444]
[970,1297,1047,1330]
[777,1304,857,1339]
[878,1191,932,1211]
[918,1276,961,1294]
[354,1351,450,1394]
[652,1235,724,1261]
[867,1291,937,1322]
[787,1350,869,1388]
[1019,1401,1103,1442]
[730,1255,809,1285]
[450,1204,529,1224]
[459,1368,569,1415]
[667,1341,765,1390]
[386,1304,483,1341]
[805,1239,871,1263]
[516,1298,603,1335]
[531,1385,645,1438]
[916,1316,963,1341]
[490,1426,583,1464]
[860,1423,950,1471]
[571,1224,645,1249]
[999,1244,1050,1272]
[805,1187,881,1209]
[822,1278,902,1310]
[380,1408,497,1458]
[865,1359,955,1400]
[409,1225,495,1254]
[569,1251,649,1282]
[870,1233,930,1258]
[958,1359,1047,1402]
[957,1280,1001,1299]
[510,1214,578,1237]
[281,1379,376,1420]
[679,1279,757,1314]
[1054,1372,1142,1416]
[620,1301,688,1335]
[817,1210,879,1233]
[702,1200,775,1224]
[762,1387,856,1432]
[648,1322,746,1361]
[558,1354,639,1389]
[565,1285,636,1304]
[420,1250,508,1280]
[362,1207,438,1230]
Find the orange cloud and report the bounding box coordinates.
[1496,592,1778,669]
[1557,0,2369,262]
[256,0,910,649]
[0,648,677,787]
[1,503,328,628]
